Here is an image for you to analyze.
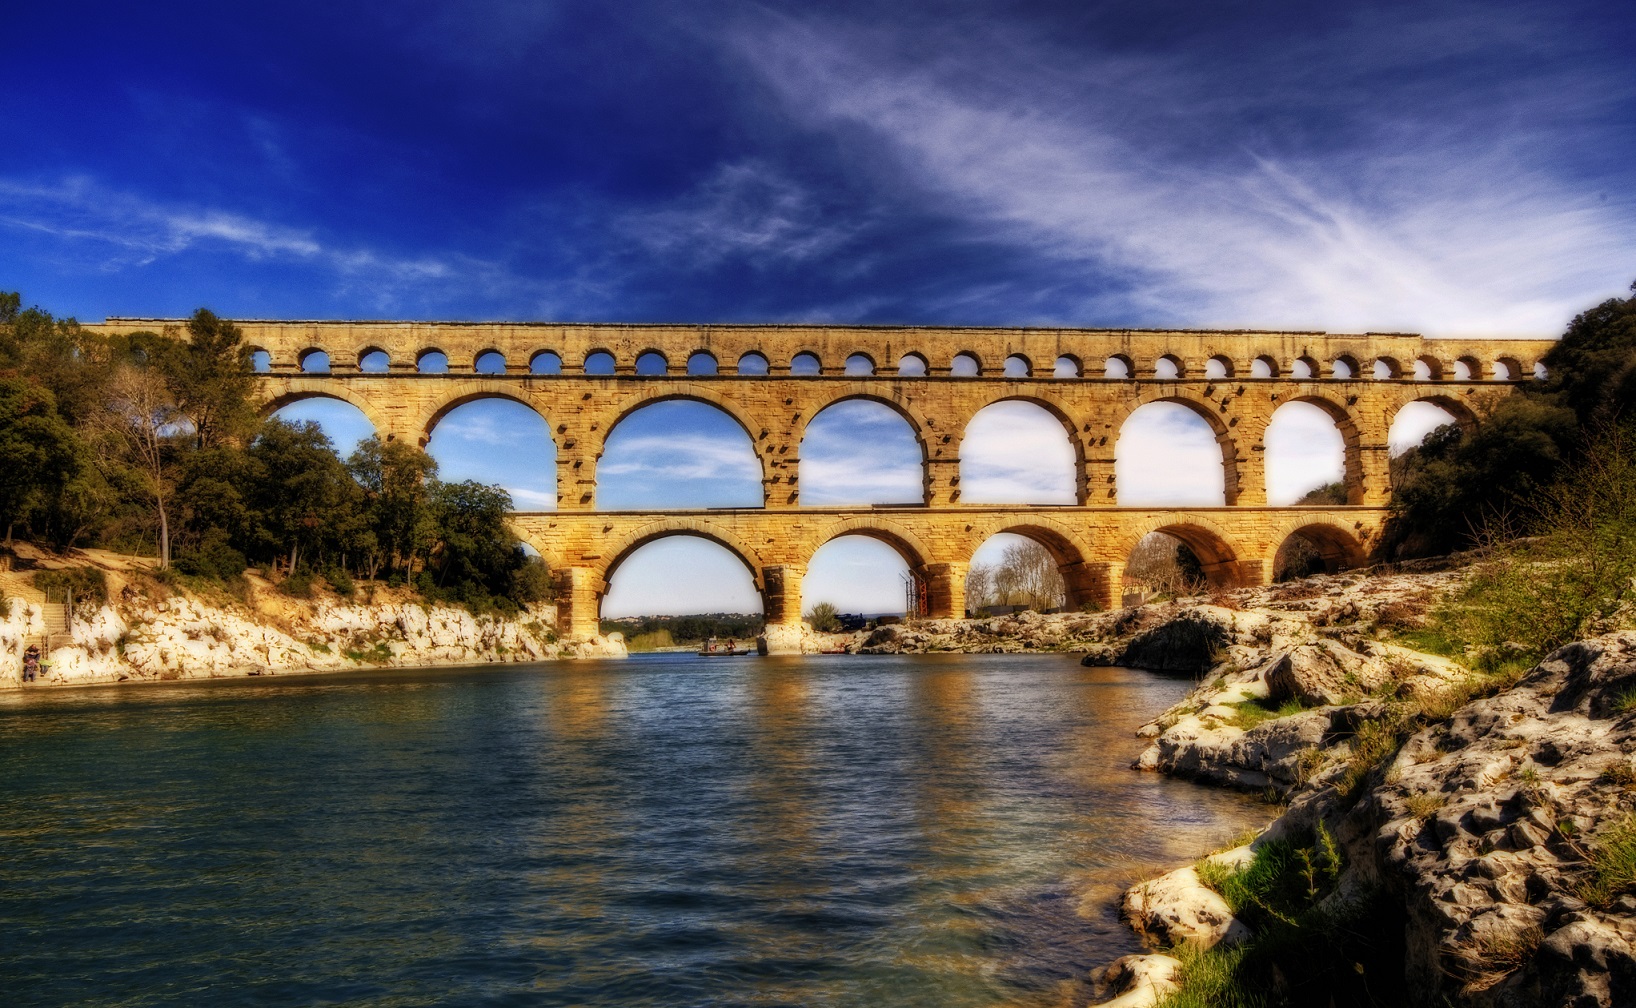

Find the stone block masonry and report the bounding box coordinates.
[84,319,1553,647]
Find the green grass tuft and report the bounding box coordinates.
[1226,696,1308,730]
[1579,816,1636,907]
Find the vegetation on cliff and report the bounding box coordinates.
[1382,280,1636,559]
[0,292,546,615]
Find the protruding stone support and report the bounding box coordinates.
[760,564,805,628]
[1357,444,1393,507]
[1083,453,1117,504]
[925,457,960,506]
[557,567,607,639]
[554,429,598,510]
[763,451,800,508]
[918,561,967,619]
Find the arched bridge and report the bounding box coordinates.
[89,319,1554,647]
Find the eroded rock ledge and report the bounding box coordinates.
[2,581,626,688]
[1094,587,1636,1005]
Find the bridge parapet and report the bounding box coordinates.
[90,319,1554,385]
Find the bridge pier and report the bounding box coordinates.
[1357,444,1393,507]
[918,561,967,618]
[759,564,804,626]
[1063,560,1124,612]
[557,567,606,640]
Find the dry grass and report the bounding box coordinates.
[1402,792,1445,820]
[1446,924,1545,994]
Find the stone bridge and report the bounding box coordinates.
[89,319,1555,645]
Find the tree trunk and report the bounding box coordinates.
[156,492,170,569]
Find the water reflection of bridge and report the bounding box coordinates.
[86,319,1553,648]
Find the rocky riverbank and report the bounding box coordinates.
[1,569,626,689]
[1078,576,1636,1006]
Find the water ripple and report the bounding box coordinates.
[0,654,1264,1007]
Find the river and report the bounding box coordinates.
[0,653,1265,1007]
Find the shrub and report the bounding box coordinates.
[279,570,314,598]
[324,566,355,597]
[33,567,108,606]
[807,601,841,633]
[173,531,248,582]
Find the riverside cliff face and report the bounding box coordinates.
[1,588,627,688]
[1083,577,1636,1006]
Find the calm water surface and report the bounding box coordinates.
[0,653,1264,1007]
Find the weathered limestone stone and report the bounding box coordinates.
[1124,862,1253,949]
[1091,954,1185,1008]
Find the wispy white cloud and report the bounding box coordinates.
[617,160,867,270]
[1115,404,1227,506]
[726,6,1636,336]
[798,399,923,503]
[597,434,762,481]
[0,175,536,314]
[959,402,1076,503]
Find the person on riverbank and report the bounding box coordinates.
[22,644,40,683]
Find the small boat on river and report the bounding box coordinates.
[697,638,754,657]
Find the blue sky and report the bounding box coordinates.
[6,0,1633,616]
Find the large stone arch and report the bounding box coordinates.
[962,390,1084,445]
[1111,514,1248,589]
[259,381,389,439]
[598,518,768,590]
[1390,391,1480,433]
[795,388,933,506]
[966,513,1092,567]
[955,391,1088,505]
[965,514,1102,612]
[417,382,556,444]
[802,515,954,619]
[1271,517,1369,575]
[795,387,935,447]
[1111,393,1243,504]
[594,383,766,453]
[804,515,935,571]
[1253,393,1367,506]
[589,384,772,503]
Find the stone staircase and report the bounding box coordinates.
[0,570,71,650]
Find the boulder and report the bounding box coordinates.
[1119,611,1233,673]
[1264,640,1391,706]
[1091,954,1183,1008]
[1123,863,1252,949]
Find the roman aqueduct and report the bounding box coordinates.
[87,319,1556,648]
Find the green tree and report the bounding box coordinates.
[425,479,517,595]
[166,309,258,449]
[1381,396,1579,558]
[348,436,438,578]
[90,366,186,567]
[0,377,83,545]
[248,419,363,574]
[1544,281,1636,425]
[0,293,107,428]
